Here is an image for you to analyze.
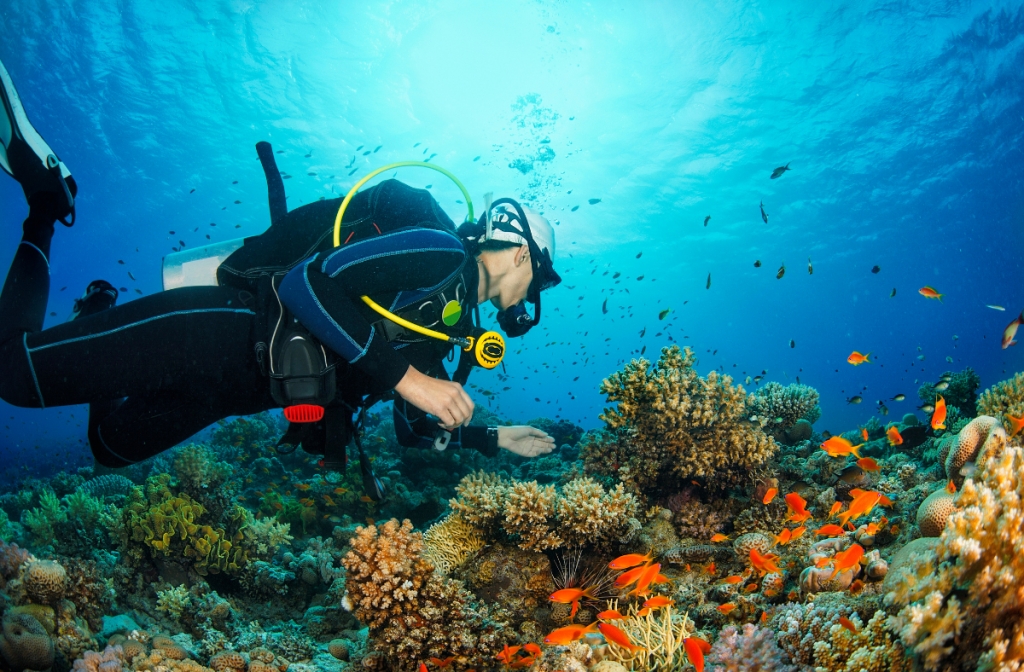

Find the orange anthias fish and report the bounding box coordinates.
[629,562,662,598]
[919,286,944,301]
[643,596,675,609]
[684,637,711,672]
[710,533,730,543]
[720,575,745,585]
[815,524,847,537]
[784,492,812,524]
[419,663,428,672]
[773,528,792,546]
[549,587,595,619]
[597,609,626,621]
[828,501,843,518]
[848,488,893,507]
[830,543,865,579]
[1002,311,1024,349]
[931,395,947,430]
[598,622,644,653]
[608,552,654,570]
[790,525,807,540]
[1007,414,1024,438]
[615,564,649,587]
[861,428,869,441]
[429,656,455,668]
[839,616,858,633]
[762,487,779,505]
[857,457,881,472]
[947,480,957,494]
[523,643,542,657]
[717,603,737,615]
[847,351,872,365]
[296,483,312,491]
[544,622,599,646]
[494,644,522,664]
[750,548,782,575]
[837,491,882,528]
[886,426,903,446]
[821,437,864,459]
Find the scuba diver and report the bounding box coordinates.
[0,58,559,499]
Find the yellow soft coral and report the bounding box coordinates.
[422,514,486,575]
[887,436,1024,670]
[978,372,1024,435]
[584,345,777,494]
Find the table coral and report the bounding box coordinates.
[887,440,1024,670]
[583,345,777,495]
[341,518,509,669]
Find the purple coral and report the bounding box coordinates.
[0,540,32,588]
[706,624,796,672]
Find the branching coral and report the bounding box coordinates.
[771,603,909,671]
[582,346,778,495]
[887,440,1024,671]
[978,371,1024,435]
[22,488,67,545]
[747,382,821,437]
[448,473,640,551]
[341,519,508,669]
[174,444,232,494]
[706,623,796,672]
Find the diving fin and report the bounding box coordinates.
[0,57,76,225]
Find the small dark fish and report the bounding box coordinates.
[128,271,136,280]
[356,145,364,151]
[918,403,935,413]
[613,272,621,279]
[770,162,791,179]
[891,394,906,401]
[179,240,186,247]
[169,230,175,235]
[425,184,432,189]
[473,156,480,161]
[760,200,769,224]
[117,259,125,265]
[639,327,646,337]
[790,340,795,348]
[232,180,238,184]
[847,396,863,404]
[704,215,711,227]
[878,403,889,416]
[233,200,241,204]
[754,260,762,268]
[637,275,644,281]
[588,198,601,205]
[189,188,196,194]
[119,287,127,293]
[49,311,56,317]
[304,152,312,158]
[636,252,642,259]
[871,265,881,274]
[374,145,382,152]
[933,381,950,392]
[890,287,896,298]
[839,464,868,485]
[659,309,671,320]
[776,264,786,279]
[706,273,711,290]
[308,172,317,176]
[602,298,608,314]
[363,150,372,156]
[640,346,646,355]
[571,205,579,212]
[135,289,143,295]
[413,142,421,147]
[807,257,813,275]
[60,287,66,291]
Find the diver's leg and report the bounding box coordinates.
[88,392,268,467]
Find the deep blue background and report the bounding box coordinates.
[1,1,1022,485]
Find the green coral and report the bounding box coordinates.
[173,444,232,493]
[978,371,1024,434]
[155,584,191,619]
[582,345,778,495]
[0,510,12,542]
[22,489,67,545]
[919,367,981,416]
[125,475,248,575]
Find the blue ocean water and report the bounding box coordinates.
[1,0,1021,483]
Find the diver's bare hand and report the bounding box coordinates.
[498,426,556,457]
[394,366,474,428]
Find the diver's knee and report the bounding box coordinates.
[0,359,43,407]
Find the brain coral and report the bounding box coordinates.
[941,415,1006,487]
[0,611,55,672]
[23,559,67,604]
[583,345,778,495]
[887,441,1024,670]
[978,371,1024,434]
[748,381,822,437]
[341,519,509,669]
[916,488,956,538]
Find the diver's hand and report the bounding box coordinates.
[498,426,556,457]
[394,366,474,429]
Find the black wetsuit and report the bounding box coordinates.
[0,180,497,467]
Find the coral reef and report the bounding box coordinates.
[916,487,955,538]
[341,518,509,668]
[771,603,910,671]
[919,367,981,416]
[706,623,795,672]
[421,513,486,574]
[583,345,778,495]
[0,612,55,672]
[978,371,1024,435]
[887,439,1024,671]
[747,381,821,439]
[936,415,1006,486]
[448,473,640,551]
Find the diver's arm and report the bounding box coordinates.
[392,365,497,455]
[278,228,467,395]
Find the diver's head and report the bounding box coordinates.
[462,200,560,336]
